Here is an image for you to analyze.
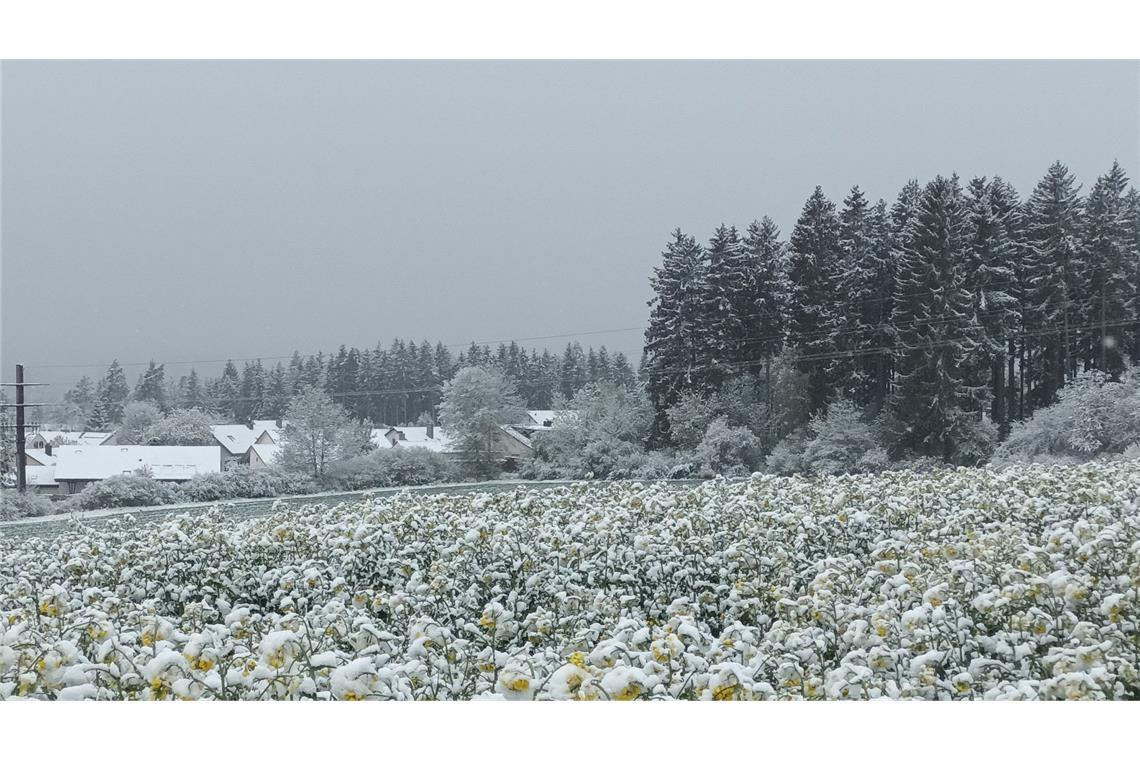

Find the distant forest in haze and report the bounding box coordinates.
[49,340,637,430]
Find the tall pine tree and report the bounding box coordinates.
[963,177,1020,437]
[785,187,842,415]
[1023,162,1086,406]
[644,229,709,441]
[887,175,990,463]
[1083,161,1133,377]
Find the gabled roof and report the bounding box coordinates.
[524,410,576,428]
[29,430,112,446]
[497,425,534,449]
[211,421,285,455]
[24,450,56,467]
[525,410,558,427]
[248,443,280,465]
[374,426,459,454]
[53,445,221,481]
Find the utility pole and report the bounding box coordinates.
[1,364,49,494]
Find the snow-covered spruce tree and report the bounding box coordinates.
[833,186,871,400]
[1023,161,1087,407]
[1126,188,1140,363]
[1083,161,1135,378]
[179,369,206,412]
[742,217,786,365]
[984,177,1032,425]
[61,375,97,428]
[133,361,167,411]
[94,359,131,425]
[234,360,265,421]
[644,229,710,443]
[610,351,637,389]
[785,187,843,416]
[885,174,992,464]
[702,224,752,387]
[838,187,896,409]
[216,360,242,422]
[963,176,1021,438]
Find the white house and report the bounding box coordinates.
[52,445,222,495]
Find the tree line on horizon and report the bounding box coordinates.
[644,161,1140,463]
[55,339,637,431]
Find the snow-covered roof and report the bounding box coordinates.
[53,445,221,482]
[29,430,112,447]
[248,443,280,465]
[211,421,285,455]
[379,426,459,454]
[24,450,56,467]
[524,410,576,428]
[525,410,558,427]
[27,465,57,487]
[498,425,534,449]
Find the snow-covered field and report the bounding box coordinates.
[2,461,1138,700]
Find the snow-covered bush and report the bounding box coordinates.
[667,377,769,450]
[322,447,455,490]
[0,491,57,521]
[142,408,217,446]
[765,430,809,475]
[768,400,887,476]
[526,382,653,479]
[68,474,179,512]
[692,416,762,476]
[3,460,1138,700]
[799,400,888,476]
[946,414,998,467]
[665,392,718,449]
[174,467,318,503]
[994,371,1140,466]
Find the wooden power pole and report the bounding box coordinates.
[2,364,48,494]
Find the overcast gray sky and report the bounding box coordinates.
[3,60,1138,394]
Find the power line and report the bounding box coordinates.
[27,316,1132,404]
